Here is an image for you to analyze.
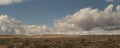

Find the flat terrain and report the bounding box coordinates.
[0,35,120,48]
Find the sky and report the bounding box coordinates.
[0,0,120,35]
[0,0,120,28]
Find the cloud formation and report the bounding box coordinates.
[105,0,115,2]
[1,4,120,35]
[0,15,51,35]
[0,0,23,5]
[54,4,120,35]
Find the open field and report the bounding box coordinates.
[0,35,120,48]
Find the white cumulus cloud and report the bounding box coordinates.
[0,0,23,5]
[54,4,120,35]
[0,15,51,35]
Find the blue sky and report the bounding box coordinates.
[0,0,120,28]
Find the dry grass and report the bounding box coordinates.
[0,35,120,48]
